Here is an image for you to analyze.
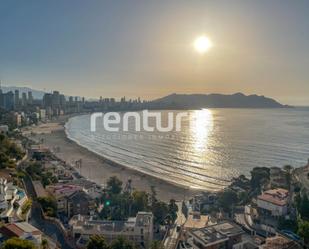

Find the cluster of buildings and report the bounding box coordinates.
[28,145,154,248]
[0,86,149,130]
[173,168,303,249]
[0,88,34,111]
[0,170,57,248]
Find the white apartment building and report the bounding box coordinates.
[69,212,153,248]
[257,188,289,216]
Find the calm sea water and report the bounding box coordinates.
[65,108,309,191]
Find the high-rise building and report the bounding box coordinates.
[28,91,33,105]
[43,93,53,108]
[52,91,60,107]
[0,93,3,109]
[60,94,66,109]
[21,92,27,106]
[2,92,14,110]
[14,90,19,109]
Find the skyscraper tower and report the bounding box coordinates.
[28,91,33,105]
[22,92,27,106]
[14,90,20,108]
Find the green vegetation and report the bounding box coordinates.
[26,161,58,187]
[106,176,123,195]
[87,236,136,249]
[150,241,164,249]
[298,220,309,244]
[0,133,24,169]
[250,167,270,194]
[21,198,32,215]
[100,176,178,225]
[217,189,239,213]
[37,196,57,217]
[41,239,49,249]
[1,237,36,249]
[278,216,298,232]
[110,236,136,249]
[295,193,309,220]
[87,235,109,249]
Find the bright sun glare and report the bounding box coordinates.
[194,35,213,54]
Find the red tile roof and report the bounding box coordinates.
[258,188,289,206]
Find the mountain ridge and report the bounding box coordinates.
[151,93,291,108]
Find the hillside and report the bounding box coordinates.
[151,93,289,109]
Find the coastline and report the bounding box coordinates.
[24,118,199,202]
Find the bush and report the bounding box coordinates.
[38,196,57,217]
[2,237,36,249]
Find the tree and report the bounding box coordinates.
[2,238,36,249]
[250,167,270,193]
[168,199,178,222]
[298,220,309,244]
[151,201,168,225]
[299,194,309,219]
[232,175,250,190]
[283,165,293,190]
[87,235,109,249]
[150,241,164,249]
[107,176,123,195]
[132,191,149,214]
[37,196,57,217]
[110,237,135,249]
[217,189,238,213]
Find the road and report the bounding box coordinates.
[23,173,73,249]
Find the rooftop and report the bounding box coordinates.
[258,188,289,206]
[184,212,210,230]
[262,234,302,249]
[69,212,153,234]
[0,222,42,237]
[188,221,244,247]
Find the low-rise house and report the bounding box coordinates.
[70,179,102,199]
[184,212,215,230]
[233,241,259,249]
[46,183,82,213]
[29,144,49,160]
[261,234,302,249]
[0,178,28,223]
[179,221,244,249]
[0,222,42,245]
[44,161,73,182]
[257,188,289,217]
[65,190,95,218]
[189,193,217,213]
[0,125,9,133]
[69,212,153,248]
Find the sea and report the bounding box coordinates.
[65,108,309,191]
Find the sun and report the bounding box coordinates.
[194,35,213,54]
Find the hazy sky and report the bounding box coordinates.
[0,0,309,105]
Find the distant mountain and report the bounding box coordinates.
[151,93,290,109]
[1,86,46,99]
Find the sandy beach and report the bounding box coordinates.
[23,118,198,202]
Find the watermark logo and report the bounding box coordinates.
[90,110,188,132]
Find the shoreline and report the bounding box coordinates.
[25,119,200,202]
